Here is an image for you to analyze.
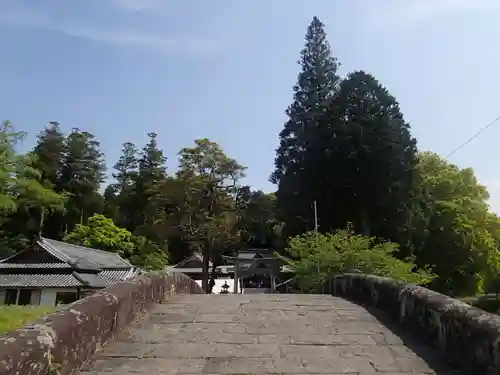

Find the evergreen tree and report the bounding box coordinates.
[323,71,417,241]
[110,142,139,229]
[60,128,106,233]
[135,133,167,228]
[153,138,245,292]
[31,122,67,238]
[102,184,119,222]
[32,122,65,187]
[235,187,280,248]
[271,16,341,237]
[113,142,138,191]
[0,121,65,254]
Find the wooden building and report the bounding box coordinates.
[0,238,138,306]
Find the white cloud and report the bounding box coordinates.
[59,26,219,55]
[0,1,218,56]
[373,0,500,28]
[403,0,498,16]
[110,0,162,12]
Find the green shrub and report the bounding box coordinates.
[278,226,435,293]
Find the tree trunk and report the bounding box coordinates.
[359,208,371,236]
[38,208,45,237]
[201,245,210,293]
[209,262,216,294]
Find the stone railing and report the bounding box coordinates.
[0,272,204,375]
[329,273,500,375]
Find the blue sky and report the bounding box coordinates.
[1,0,500,211]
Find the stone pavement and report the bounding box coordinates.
[78,294,466,375]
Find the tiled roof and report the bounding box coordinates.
[168,265,236,274]
[168,267,203,273]
[98,269,136,284]
[0,238,138,288]
[73,272,108,288]
[39,238,133,270]
[0,273,83,287]
[235,253,258,260]
[0,263,71,269]
[175,252,213,268]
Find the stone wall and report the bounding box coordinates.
[0,272,204,375]
[331,273,500,375]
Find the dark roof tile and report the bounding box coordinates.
[0,273,83,287]
[0,263,71,269]
[40,238,133,270]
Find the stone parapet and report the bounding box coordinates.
[332,273,500,375]
[0,272,204,375]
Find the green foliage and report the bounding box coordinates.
[0,121,66,255]
[64,214,134,252]
[127,236,169,271]
[151,138,246,291]
[272,17,341,237]
[322,71,417,240]
[236,187,281,249]
[282,226,435,293]
[64,214,169,270]
[409,152,500,296]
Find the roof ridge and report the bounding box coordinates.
[41,237,132,269]
[43,238,114,255]
[42,238,131,263]
[37,238,72,264]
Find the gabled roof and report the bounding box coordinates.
[173,252,213,269]
[0,238,138,288]
[38,238,133,270]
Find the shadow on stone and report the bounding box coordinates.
[362,303,472,375]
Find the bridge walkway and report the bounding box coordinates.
[78,294,465,375]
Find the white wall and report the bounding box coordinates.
[40,288,78,306]
[0,288,79,306]
[30,290,41,305]
[195,278,241,294]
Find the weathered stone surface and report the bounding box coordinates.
[79,294,464,374]
[0,328,51,374]
[0,272,203,375]
[332,273,500,374]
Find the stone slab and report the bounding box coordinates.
[78,294,466,375]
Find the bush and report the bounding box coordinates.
[279,226,435,293]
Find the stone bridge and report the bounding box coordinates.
[1,273,499,375]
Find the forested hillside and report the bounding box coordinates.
[1,17,499,297]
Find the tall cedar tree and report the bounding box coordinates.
[31,122,66,239]
[323,71,417,242]
[271,16,340,237]
[60,128,106,233]
[134,133,167,230]
[111,142,139,229]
